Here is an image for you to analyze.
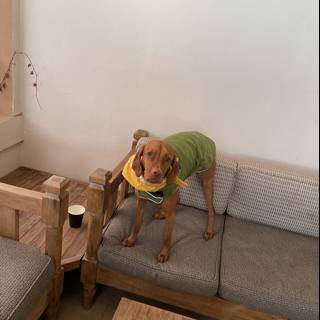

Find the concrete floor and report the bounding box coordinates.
[54,269,213,320]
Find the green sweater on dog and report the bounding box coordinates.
[138,131,216,203]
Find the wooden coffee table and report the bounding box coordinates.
[113,298,194,320]
[0,167,89,271]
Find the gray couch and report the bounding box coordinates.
[96,143,319,319]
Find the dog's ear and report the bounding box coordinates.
[132,145,145,177]
[166,156,180,184]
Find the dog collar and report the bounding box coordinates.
[122,155,188,192]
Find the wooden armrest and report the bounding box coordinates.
[0,183,43,240]
[0,182,43,216]
[109,151,133,192]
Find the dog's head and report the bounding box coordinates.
[132,140,179,184]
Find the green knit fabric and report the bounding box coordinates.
[138,132,216,203]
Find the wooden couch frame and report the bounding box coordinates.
[0,175,69,320]
[81,130,285,320]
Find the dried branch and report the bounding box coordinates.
[0,51,42,109]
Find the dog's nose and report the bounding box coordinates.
[151,169,162,179]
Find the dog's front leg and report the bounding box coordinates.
[157,192,178,263]
[122,197,145,247]
[158,211,175,263]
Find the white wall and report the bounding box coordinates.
[0,143,21,178]
[19,0,319,181]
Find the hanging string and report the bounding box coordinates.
[0,51,42,109]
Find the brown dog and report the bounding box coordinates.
[122,133,216,263]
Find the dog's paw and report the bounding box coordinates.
[157,251,169,263]
[154,212,166,220]
[122,238,135,247]
[203,231,214,241]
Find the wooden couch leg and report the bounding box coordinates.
[45,302,59,320]
[81,257,98,309]
[82,282,97,309]
[45,270,64,319]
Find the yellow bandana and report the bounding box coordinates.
[122,155,188,192]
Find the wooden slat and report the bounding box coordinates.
[118,180,129,204]
[61,217,88,258]
[105,189,118,226]
[0,167,33,185]
[110,151,133,192]
[62,255,82,272]
[0,182,42,216]
[97,267,285,320]
[20,219,44,245]
[19,212,41,239]
[62,224,88,264]
[21,220,46,249]
[0,205,19,240]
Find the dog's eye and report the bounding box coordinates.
[146,151,153,157]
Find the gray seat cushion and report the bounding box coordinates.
[219,216,319,320]
[0,236,54,320]
[98,196,224,296]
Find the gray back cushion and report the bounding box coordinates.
[137,137,237,214]
[227,158,319,237]
[179,154,237,214]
